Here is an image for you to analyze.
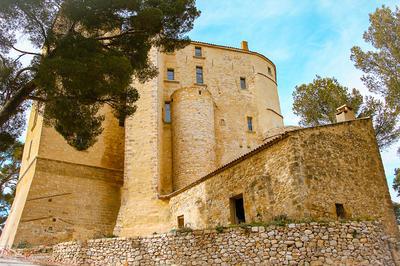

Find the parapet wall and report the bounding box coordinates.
[52,221,396,265]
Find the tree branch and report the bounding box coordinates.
[13,67,36,82]
[27,95,47,102]
[95,29,143,41]
[0,82,36,127]
[17,4,50,51]
[11,46,42,57]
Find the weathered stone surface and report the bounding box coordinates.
[1,41,398,251]
[0,105,124,248]
[169,119,398,238]
[52,222,396,265]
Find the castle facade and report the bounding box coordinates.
[0,41,397,248]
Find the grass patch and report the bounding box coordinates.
[15,241,31,249]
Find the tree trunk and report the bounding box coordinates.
[0,82,36,128]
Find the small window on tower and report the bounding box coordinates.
[32,106,39,130]
[118,118,125,127]
[240,77,247,89]
[268,67,272,75]
[167,69,175,81]
[177,215,184,228]
[247,117,253,132]
[164,102,171,123]
[27,140,33,160]
[196,66,204,84]
[195,47,202,57]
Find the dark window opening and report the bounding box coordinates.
[167,68,175,80]
[230,195,246,224]
[119,118,125,127]
[335,203,345,219]
[195,47,202,57]
[247,117,253,132]
[196,66,204,84]
[240,77,247,89]
[164,102,171,123]
[27,140,33,160]
[52,218,57,222]
[32,106,39,130]
[177,215,184,228]
[199,90,202,95]
[268,67,272,75]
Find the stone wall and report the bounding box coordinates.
[12,158,122,247]
[113,48,172,237]
[1,104,124,248]
[293,118,398,237]
[168,135,294,230]
[52,221,396,266]
[165,118,399,238]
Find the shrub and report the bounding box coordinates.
[215,225,225,233]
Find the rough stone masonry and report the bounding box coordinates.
[52,221,397,266]
[1,41,398,262]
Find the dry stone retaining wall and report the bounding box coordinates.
[52,221,396,265]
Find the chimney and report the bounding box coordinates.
[336,104,356,123]
[241,41,249,51]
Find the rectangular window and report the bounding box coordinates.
[247,117,253,132]
[27,140,33,160]
[31,107,39,131]
[230,194,246,224]
[335,203,345,219]
[177,215,184,228]
[164,102,171,123]
[167,68,175,81]
[195,47,202,57]
[268,67,272,75]
[119,118,125,127]
[196,66,204,84]
[240,77,247,89]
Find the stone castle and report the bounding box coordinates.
[0,41,398,248]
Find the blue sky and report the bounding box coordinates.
[187,0,400,201]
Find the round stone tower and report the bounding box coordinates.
[171,87,216,190]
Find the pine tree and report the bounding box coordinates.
[0,0,200,150]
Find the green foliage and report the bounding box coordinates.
[0,0,200,150]
[350,5,400,192]
[359,97,400,149]
[0,58,31,151]
[351,6,400,110]
[176,226,193,233]
[215,225,224,233]
[292,76,400,149]
[103,233,117,239]
[15,241,30,249]
[270,215,291,226]
[170,226,193,234]
[392,201,400,224]
[0,140,22,230]
[393,169,400,199]
[293,76,363,127]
